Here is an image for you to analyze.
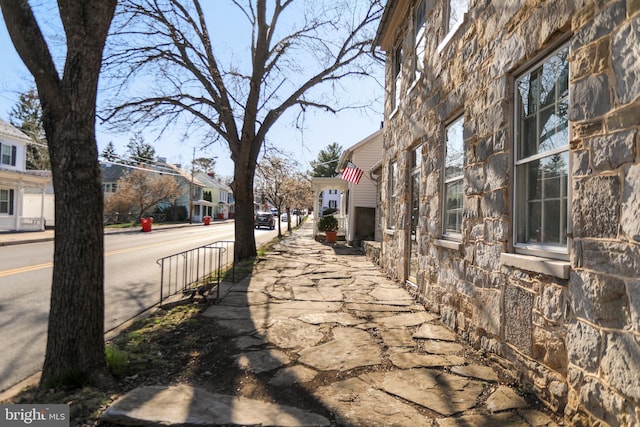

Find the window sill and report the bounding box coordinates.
[500,253,570,279]
[434,238,462,252]
[384,228,396,236]
[408,77,421,94]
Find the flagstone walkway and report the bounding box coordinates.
[102,220,560,426]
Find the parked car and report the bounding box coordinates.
[255,212,275,229]
[281,213,288,222]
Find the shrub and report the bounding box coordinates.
[317,215,338,232]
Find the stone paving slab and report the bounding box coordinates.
[234,349,291,374]
[297,312,365,326]
[102,385,330,427]
[377,311,439,327]
[388,350,466,369]
[414,323,459,341]
[364,369,485,416]
[298,327,382,371]
[315,377,435,427]
[486,385,529,412]
[450,364,500,382]
[264,318,325,348]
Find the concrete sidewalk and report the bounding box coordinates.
[102,220,559,426]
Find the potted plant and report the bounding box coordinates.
[317,215,339,243]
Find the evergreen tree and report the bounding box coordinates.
[101,141,118,162]
[310,142,343,177]
[9,88,50,170]
[126,132,155,164]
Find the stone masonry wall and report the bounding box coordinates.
[379,0,640,424]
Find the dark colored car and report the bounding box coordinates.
[254,212,275,230]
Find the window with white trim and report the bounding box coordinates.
[514,44,569,257]
[445,0,468,36]
[413,0,426,81]
[388,160,398,229]
[443,117,464,237]
[1,143,17,166]
[392,42,402,111]
[0,189,14,214]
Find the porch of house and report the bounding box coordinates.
[311,177,349,242]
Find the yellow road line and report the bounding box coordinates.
[0,235,212,278]
[0,263,53,277]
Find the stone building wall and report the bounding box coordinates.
[377,0,640,424]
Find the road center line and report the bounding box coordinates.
[0,234,223,278]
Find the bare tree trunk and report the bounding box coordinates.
[42,113,109,388]
[233,159,257,260]
[0,0,116,389]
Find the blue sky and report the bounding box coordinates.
[0,2,384,178]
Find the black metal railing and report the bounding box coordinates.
[156,240,236,304]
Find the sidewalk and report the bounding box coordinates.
[101,219,560,426]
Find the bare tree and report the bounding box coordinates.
[284,172,312,227]
[103,0,382,260]
[0,1,117,389]
[256,155,295,237]
[104,169,183,218]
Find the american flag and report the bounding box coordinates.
[341,165,364,185]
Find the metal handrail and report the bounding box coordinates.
[156,240,236,304]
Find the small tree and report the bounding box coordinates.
[256,155,304,237]
[283,173,312,228]
[310,142,342,177]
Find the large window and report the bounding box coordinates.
[409,146,422,282]
[446,0,468,36]
[413,0,426,81]
[392,43,402,111]
[0,189,14,214]
[443,117,464,236]
[1,143,16,166]
[388,161,398,229]
[515,44,569,256]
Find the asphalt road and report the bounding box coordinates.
[0,220,284,393]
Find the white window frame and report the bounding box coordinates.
[1,143,16,166]
[413,0,426,82]
[437,0,468,53]
[443,116,464,239]
[388,160,398,229]
[0,188,12,214]
[513,43,570,260]
[392,42,403,113]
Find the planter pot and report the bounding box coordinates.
[325,230,337,243]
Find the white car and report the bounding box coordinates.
[281,213,288,222]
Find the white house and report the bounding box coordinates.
[0,119,50,231]
[336,129,383,244]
